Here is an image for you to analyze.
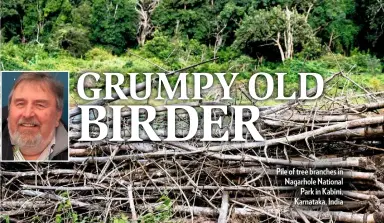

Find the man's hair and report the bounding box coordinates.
[8,72,64,111]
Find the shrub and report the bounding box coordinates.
[50,26,92,58]
[85,47,115,61]
[139,195,173,223]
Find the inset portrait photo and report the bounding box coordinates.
[1,71,69,161]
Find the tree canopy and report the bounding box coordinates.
[0,0,382,60]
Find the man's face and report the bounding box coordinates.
[8,81,62,152]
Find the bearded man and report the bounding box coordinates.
[2,72,68,161]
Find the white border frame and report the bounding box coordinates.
[0,70,70,162]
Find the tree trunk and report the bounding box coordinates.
[213,23,226,59]
[136,0,159,46]
[275,32,285,62]
[285,6,293,59]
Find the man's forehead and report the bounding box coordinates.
[14,81,52,93]
[12,81,56,100]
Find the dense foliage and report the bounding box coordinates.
[1,0,383,59]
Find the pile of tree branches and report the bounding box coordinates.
[1,70,384,223]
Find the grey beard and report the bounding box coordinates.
[10,130,43,148]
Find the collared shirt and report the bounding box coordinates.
[13,136,56,161]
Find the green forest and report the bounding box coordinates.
[1,0,383,100]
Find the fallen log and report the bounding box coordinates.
[316,125,384,141]
[0,201,55,209]
[204,116,384,152]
